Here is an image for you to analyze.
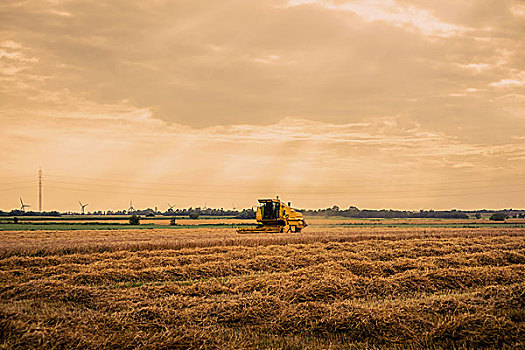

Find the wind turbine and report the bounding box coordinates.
[128,200,135,213]
[79,201,89,215]
[19,197,30,212]
[167,203,177,225]
[232,203,236,210]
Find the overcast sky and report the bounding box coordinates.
[1,0,524,211]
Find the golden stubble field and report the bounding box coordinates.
[0,224,524,349]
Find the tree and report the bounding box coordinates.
[236,209,256,219]
[489,212,507,221]
[474,213,481,219]
[129,214,140,225]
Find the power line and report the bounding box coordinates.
[42,178,525,196]
[47,174,525,188]
[3,172,525,191]
[1,171,523,209]
[45,184,525,201]
[0,185,36,191]
[0,175,35,180]
[0,180,37,185]
[45,185,229,200]
[352,188,525,201]
[43,175,525,193]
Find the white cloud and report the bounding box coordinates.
[511,3,525,17]
[253,54,281,64]
[491,79,525,88]
[0,41,22,49]
[49,9,72,17]
[0,43,39,77]
[460,63,491,72]
[287,0,467,37]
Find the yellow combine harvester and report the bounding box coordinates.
[237,197,307,234]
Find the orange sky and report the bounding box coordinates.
[1,0,524,212]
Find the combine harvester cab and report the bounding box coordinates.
[237,198,307,234]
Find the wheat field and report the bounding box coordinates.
[0,225,524,349]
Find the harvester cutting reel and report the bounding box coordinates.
[236,223,304,234]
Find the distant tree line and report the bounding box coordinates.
[154,207,255,219]
[301,206,525,219]
[0,210,61,217]
[1,207,523,220]
[0,208,257,219]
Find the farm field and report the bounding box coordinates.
[0,224,524,349]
